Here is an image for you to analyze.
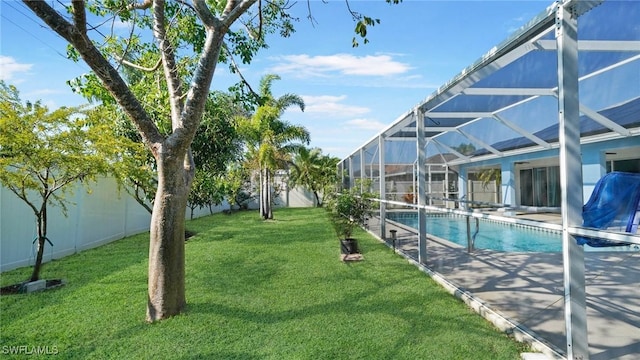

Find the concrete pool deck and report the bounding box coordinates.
[366,214,640,360]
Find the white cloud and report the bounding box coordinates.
[270,53,412,78]
[345,118,387,131]
[292,95,371,118]
[40,100,59,109]
[506,12,537,34]
[28,88,66,96]
[0,56,33,82]
[112,18,133,30]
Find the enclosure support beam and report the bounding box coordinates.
[360,148,366,193]
[416,108,427,264]
[556,3,589,359]
[348,156,354,189]
[445,165,450,207]
[427,164,432,206]
[378,135,387,241]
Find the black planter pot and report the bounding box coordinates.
[340,238,359,255]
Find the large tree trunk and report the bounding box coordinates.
[29,206,47,282]
[146,153,189,322]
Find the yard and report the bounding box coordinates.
[0,207,529,359]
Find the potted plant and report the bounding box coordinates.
[325,182,376,255]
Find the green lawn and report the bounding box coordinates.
[1,207,529,359]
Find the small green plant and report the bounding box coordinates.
[325,180,376,240]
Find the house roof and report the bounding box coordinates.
[474,96,640,156]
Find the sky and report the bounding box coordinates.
[0,0,553,159]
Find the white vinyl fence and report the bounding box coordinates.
[1,175,317,273]
[0,176,223,272]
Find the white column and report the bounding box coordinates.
[348,156,354,189]
[427,164,432,206]
[459,168,468,210]
[445,165,450,208]
[378,135,386,240]
[557,2,588,359]
[360,148,366,193]
[416,109,427,264]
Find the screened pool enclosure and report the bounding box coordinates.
[338,1,640,359]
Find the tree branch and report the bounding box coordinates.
[7,182,40,216]
[115,10,138,71]
[152,0,184,131]
[257,0,263,40]
[127,0,153,10]
[344,0,361,21]
[169,0,254,152]
[192,0,218,28]
[71,0,87,33]
[221,0,258,29]
[305,0,317,25]
[116,56,163,72]
[132,183,154,214]
[24,0,164,155]
[222,42,259,98]
[174,0,196,13]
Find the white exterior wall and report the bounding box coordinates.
[0,176,226,272]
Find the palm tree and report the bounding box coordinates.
[289,147,339,207]
[478,167,502,203]
[237,74,309,219]
[478,168,501,190]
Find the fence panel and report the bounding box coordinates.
[1,176,314,272]
[1,177,148,271]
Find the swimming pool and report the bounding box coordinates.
[386,212,562,252]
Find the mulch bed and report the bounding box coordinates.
[0,279,64,295]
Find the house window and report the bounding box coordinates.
[606,158,640,173]
[520,166,561,207]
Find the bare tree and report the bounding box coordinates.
[23,0,397,322]
[24,0,264,321]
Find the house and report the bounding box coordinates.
[337,1,639,358]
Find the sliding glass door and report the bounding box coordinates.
[520,166,560,207]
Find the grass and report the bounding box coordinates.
[1,207,529,359]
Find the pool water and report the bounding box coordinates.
[387,212,562,252]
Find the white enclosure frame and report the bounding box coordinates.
[338,1,640,358]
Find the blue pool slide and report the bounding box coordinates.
[578,172,640,247]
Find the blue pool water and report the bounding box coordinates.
[387,212,562,252]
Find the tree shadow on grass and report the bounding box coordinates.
[184,256,522,359]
